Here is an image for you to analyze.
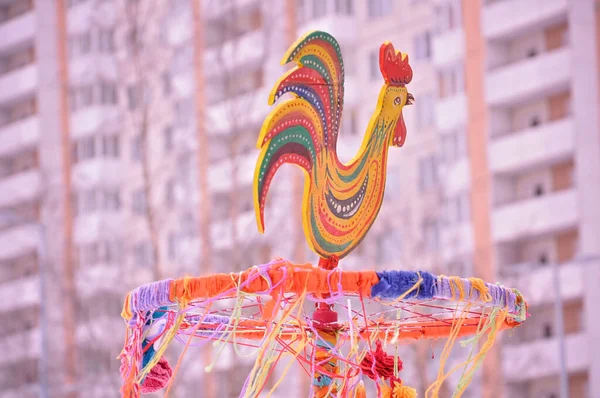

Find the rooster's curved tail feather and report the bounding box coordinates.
[254,31,345,233]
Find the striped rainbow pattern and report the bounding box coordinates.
[254,31,406,260]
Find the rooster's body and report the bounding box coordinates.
[254,31,413,261]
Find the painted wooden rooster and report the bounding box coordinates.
[254,31,413,262]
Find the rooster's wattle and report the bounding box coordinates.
[254,31,414,261]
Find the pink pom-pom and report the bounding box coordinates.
[141,356,173,393]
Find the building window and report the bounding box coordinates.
[444,192,470,225]
[419,154,439,191]
[312,0,327,18]
[534,183,545,197]
[368,0,392,18]
[103,189,121,211]
[67,0,88,8]
[422,220,439,252]
[83,190,98,213]
[97,28,115,53]
[211,192,231,221]
[386,168,400,199]
[416,94,435,129]
[175,99,193,127]
[0,149,38,178]
[441,131,466,164]
[164,126,174,151]
[70,81,118,111]
[69,85,94,111]
[99,81,118,105]
[1,46,35,75]
[126,26,142,55]
[68,31,92,58]
[297,0,307,23]
[131,135,142,162]
[73,188,120,216]
[167,233,177,260]
[376,227,402,264]
[165,178,175,206]
[369,50,379,81]
[438,65,464,99]
[132,189,147,214]
[413,31,431,61]
[529,115,541,128]
[435,0,461,33]
[335,0,353,15]
[72,135,119,164]
[2,98,35,125]
[543,323,553,338]
[127,84,142,110]
[133,241,153,267]
[162,71,172,96]
[71,136,96,164]
[102,135,120,158]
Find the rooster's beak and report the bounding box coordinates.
[406,93,414,106]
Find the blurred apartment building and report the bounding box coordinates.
[0,0,599,397]
[432,0,600,397]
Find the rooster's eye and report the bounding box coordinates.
[394,97,401,106]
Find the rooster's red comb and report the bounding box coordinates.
[379,42,413,86]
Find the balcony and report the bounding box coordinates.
[70,106,120,139]
[0,224,40,261]
[210,210,257,250]
[485,48,571,108]
[0,11,35,52]
[73,213,123,245]
[204,30,266,76]
[441,222,474,262]
[0,170,41,209]
[72,159,122,189]
[77,265,122,297]
[300,16,358,45]
[206,86,270,135]
[208,152,256,193]
[503,332,588,382]
[67,0,117,33]
[432,29,465,67]
[483,0,567,41]
[0,116,39,158]
[440,157,470,197]
[501,260,586,307]
[492,189,578,243]
[0,328,40,366]
[202,0,258,19]
[0,275,39,313]
[69,55,118,84]
[0,64,36,105]
[76,316,122,346]
[435,92,467,132]
[489,118,575,175]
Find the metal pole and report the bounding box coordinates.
[551,260,569,398]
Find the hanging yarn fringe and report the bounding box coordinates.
[117,260,527,397]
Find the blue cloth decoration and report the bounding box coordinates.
[371,270,436,300]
